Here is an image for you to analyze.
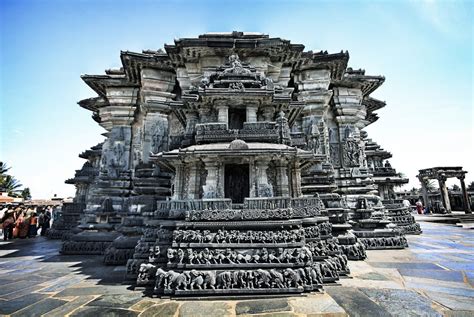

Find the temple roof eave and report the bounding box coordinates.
[150,143,324,163]
[80,74,138,97]
[120,50,175,84]
[164,33,305,66]
[295,51,349,80]
[77,96,108,112]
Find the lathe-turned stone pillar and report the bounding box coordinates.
[172,162,185,200]
[261,106,274,121]
[418,177,430,209]
[186,160,201,200]
[458,175,471,214]
[255,159,273,197]
[216,105,229,124]
[202,159,220,199]
[276,159,290,197]
[437,175,451,213]
[290,161,302,198]
[246,105,258,123]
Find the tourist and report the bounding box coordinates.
[28,210,38,238]
[415,201,423,215]
[40,208,51,236]
[1,206,16,240]
[15,210,29,239]
[0,205,7,237]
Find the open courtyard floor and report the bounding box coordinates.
[0,220,472,317]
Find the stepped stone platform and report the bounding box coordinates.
[1,221,472,316]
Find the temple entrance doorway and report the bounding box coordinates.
[228,108,246,129]
[224,164,249,204]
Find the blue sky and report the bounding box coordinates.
[1,0,472,198]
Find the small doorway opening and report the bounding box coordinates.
[224,164,249,203]
[228,108,246,129]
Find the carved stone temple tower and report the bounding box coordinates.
[57,32,419,295]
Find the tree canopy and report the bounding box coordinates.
[0,161,30,198]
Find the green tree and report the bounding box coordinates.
[0,161,10,174]
[468,181,474,191]
[451,184,460,191]
[21,187,31,200]
[0,161,24,196]
[425,180,437,192]
[1,174,22,195]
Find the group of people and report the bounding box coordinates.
[0,204,53,240]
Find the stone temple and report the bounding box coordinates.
[50,32,420,296]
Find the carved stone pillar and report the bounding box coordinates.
[187,161,200,199]
[202,159,220,199]
[418,177,430,208]
[276,159,290,197]
[438,175,451,213]
[458,175,472,214]
[216,105,229,124]
[290,161,302,198]
[255,159,273,197]
[246,105,258,123]
[172,162,184,200]
[261,106,274,121]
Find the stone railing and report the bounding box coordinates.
[243,197,292,209]
[291,196,323,208]
[195,121,279,143]
[158,196,323,212]
[157,199,232,211]
[371,167,397,176]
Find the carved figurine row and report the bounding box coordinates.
[61,241,111,254]
[395,223,422,235]
[172,228,305,244]
[341,242,367,260]
[133,241,161,263]
[186,206,321,221]
[389,215,416,224]
[167,247,313,265]
[103,247,135,265]
[137,261,342,291]
[359,236,408,249]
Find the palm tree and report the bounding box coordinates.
[425,180,437,192]
[0,161,10,175]
[1,174,22,195]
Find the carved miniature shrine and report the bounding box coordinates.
[54,32,421,296]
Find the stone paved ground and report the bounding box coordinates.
[0,220,472,316]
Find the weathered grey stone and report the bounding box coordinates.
[359,288,442,317]
[325,286,391,317]
[179,301,233,317]
[47,295,96,317]
[290,295,347,316]
[87,294,143,308]
[139,302,180,317]
[71,307,139,317]
[58,31,422,298]
[11,298,67,317]
[236,299,291,315]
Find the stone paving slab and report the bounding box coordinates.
[0,221,472,316]
[359,288,442,317]
[325,286,392,317]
